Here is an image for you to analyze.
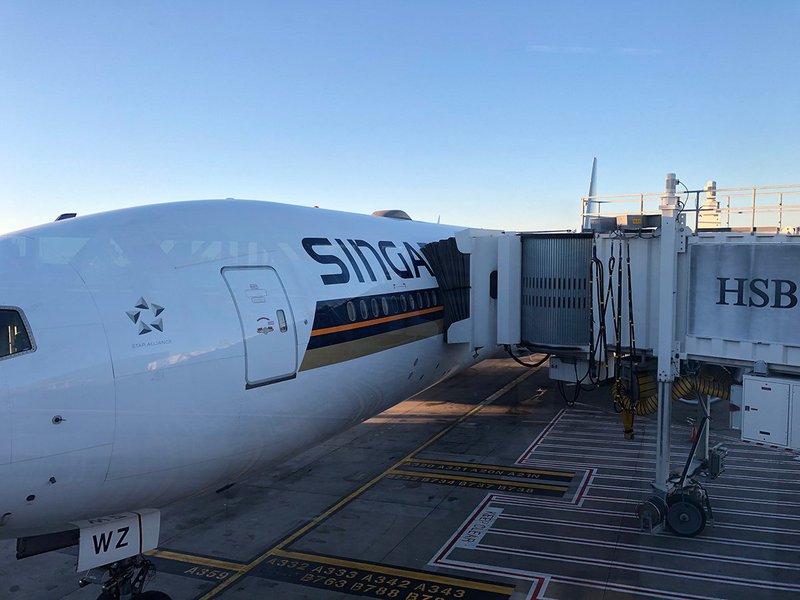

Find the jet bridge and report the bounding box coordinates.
[424,174,800,537]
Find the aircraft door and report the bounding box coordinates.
[223,267,298,387]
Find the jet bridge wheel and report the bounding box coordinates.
[665,493,707,537]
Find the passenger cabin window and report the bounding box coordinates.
[346,301,357,322]
[276,310,288,333]
[0,309,32,359]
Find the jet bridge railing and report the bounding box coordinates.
[582,183,800,233]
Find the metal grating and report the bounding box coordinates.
[521,233,592,351]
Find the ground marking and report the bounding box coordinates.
[197,366,539,599]
[145,549,244,572]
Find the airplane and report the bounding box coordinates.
[0,199,499,599]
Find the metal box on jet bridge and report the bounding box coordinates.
[741,374,800,449]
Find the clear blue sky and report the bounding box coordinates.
[2,1,798,234]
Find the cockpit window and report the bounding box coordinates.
[0,309,33,359]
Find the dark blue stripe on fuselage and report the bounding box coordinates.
[307,287,442,350]
[307,308,444,349]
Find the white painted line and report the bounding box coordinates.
[492,495,800,535]
[519,456,800,477]
[473,542,800,592]
[573,468,594,507]
[538,572,729,600]
[515,409,566,465]
[532,440,800,466]
[521,449,663,463]
[587,481,800,507]
[593,471,800,488]
[430,556,550,596]
[497,512,800,552]
[547,435,797,459]
[491,495,630,517]
[583,495,800,525]
[589,481,800,497]
[488,527,800,570]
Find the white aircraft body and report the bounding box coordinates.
[0,200,492,589]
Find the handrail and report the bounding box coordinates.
[581,184,800,232]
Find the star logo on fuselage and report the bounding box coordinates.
[126,297,165,335]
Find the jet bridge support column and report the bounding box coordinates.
[654,173,682,495]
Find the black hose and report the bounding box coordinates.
[505,346,550,368]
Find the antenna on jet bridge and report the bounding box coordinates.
[581,157,598,231]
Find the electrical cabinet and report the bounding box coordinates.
[742,376,790,446]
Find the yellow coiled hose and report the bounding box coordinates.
[613,372,730,438]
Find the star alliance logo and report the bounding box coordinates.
[126,297,165,335]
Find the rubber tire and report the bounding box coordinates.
[666,494,706,537]
[135,592,173,600]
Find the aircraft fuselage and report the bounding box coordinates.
[0,200,488,539]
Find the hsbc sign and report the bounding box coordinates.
[688,244,800,346]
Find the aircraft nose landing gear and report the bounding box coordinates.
[79,555,172,600]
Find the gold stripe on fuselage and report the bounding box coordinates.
[311,305,443,337]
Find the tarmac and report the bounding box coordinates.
[2,357,799,599]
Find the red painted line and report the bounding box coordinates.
[741,438,800,456]
[526,577,545,600]
[573,468,594,506]
[515,409,565,464]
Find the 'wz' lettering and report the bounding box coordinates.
[92,526,130,554]
[302,238,433,285]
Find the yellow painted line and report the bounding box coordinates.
[272,548,515,594]
[311,306,443,336]
[146,549,245,572]
[389,469,569,492]
[401,457,575,478]
[198,367,539,599]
